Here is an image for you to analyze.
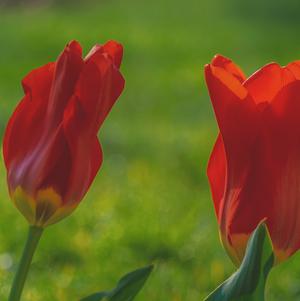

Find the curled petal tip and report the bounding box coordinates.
[103,40,123,68]
[212,53,226,62]
[64,40,82,56]
[84,40,123,69]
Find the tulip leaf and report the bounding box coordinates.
[80,292,108,301]
[204,223,274,301]
[80,265,153,301]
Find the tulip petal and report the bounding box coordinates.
[228,80,300,262]
[286,61,300,79]
[61,47,124,205]
[3,63,54,170]
[205,63,258,208]
[81,50,125,128]
[63,97,103,204]
[85,40,123,69]
[207,134,226,219]
[102,40,123,68]
[62,45,124,205]
[244,63,297,104]
[22,62,55,100]
[35,128,72,196]
[4,41,83,191]
[211,55,246,83]
[46,40,83,129]
[7,125,72,200]
[205,60,260,262]
[262,80,300,259]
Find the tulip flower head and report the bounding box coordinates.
[3,40,125,227]
[205,55,300,265]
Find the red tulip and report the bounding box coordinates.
[3,40,125,227]
[205,54,300,265]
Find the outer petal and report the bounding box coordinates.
[83,47,125,128]
[46,40,83,129]
[3,42,84,226]
[225,81,300,263]
[3,63,54,170]
[62,97,103,204]
[62,44,125,205]
[243,63,297,104]
[5,41,84,197]
[286,61,300,79]
[207,134,226,219]
[22,41,83,193]
[260,81,300,261]
[220,69,300,264]
[205,59,260,264]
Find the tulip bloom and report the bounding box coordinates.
[3,40,125,227]
[205,55,300,265]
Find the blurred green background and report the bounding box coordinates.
[0,0,300,300]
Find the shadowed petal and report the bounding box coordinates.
[46,40,83,129]
[207,134,226,220]
[205,58,260,263]
[3,63,55,170]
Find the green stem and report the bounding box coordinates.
[8,226,43,301]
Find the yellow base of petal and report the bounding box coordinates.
[12,186,77,227]
[220,232,249,266]
[273,248,292,265]
[220,227,291,266]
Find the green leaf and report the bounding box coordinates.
[204,223,274,301]
[80,265,153,301]
[109,265,153,301]
[80,292,108,301]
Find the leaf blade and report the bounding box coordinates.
[80,265,153,301]
[205,223,274,301]
[109,265,153,301]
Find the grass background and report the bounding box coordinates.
[0,0,300,300]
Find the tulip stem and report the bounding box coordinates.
[8,226,43,301]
